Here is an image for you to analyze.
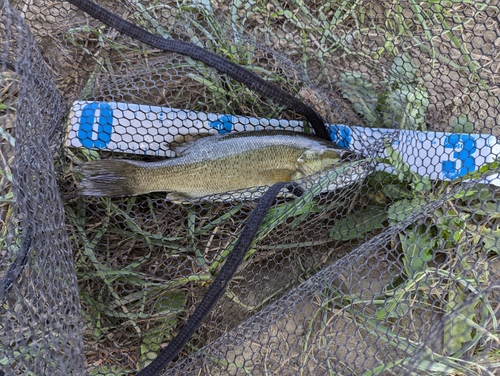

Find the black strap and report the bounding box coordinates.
[65,0,331,142]
[137,182,295,376]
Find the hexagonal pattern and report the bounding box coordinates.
[1,0,499,375]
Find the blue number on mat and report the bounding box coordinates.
[77,102,113,148]
[210,115,233,134]
[442,134,477,179]
[328,125,352,149]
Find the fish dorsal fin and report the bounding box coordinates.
[168,132,214,156]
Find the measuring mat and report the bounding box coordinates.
[67,101,500,184]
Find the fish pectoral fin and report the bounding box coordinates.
[259,169,296,183]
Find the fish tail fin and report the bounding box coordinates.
[78,160,142,197]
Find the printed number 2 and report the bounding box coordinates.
[77,102,113,148]
[328,125,351,149]
[442,134,477,179]
[209,115,233,134]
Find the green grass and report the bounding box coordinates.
[244,0,499,129]
[58,0,500,374]
[65,145,372,370]
[296,153,500,374]
[0,71,18,287]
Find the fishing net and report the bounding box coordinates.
[1,0,500,374]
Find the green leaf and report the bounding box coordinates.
[389,54,417,83]
[399,229,434,277]
[329,205,387,240]
[435,211,468,245]
[450,114,475,133]
[383,84,429,131]
[480,227,500,255]
[381,183,412,199]
[387,198,426,225]
[443,288,478,355]
[459,201,500,218]
[385,142,431,192]
[375,277,416,320]
[384,54,429,131]
[339,54,429,131]
[365,171,413,199]
[452,158,500,184]
[337,72,380,127]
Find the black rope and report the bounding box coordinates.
[137,182,297,376]
[65,0,332,142]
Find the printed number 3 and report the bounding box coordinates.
[442,134,477,179]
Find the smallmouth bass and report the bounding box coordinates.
[78,130,368,201]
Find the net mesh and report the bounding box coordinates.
[1,0,500,375]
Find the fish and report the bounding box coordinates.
[78,130,369,201]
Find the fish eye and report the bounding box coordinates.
[318,149,343,169]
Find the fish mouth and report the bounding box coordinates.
[296,156,374,194]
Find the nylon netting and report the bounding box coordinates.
[1,0,500,375]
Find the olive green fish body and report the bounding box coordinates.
[78,130,361,200]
